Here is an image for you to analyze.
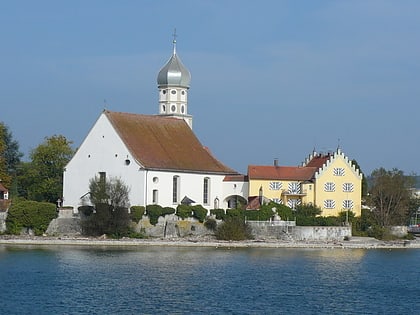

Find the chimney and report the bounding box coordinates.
[274,158,279,167]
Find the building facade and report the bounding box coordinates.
[247,149,363,216]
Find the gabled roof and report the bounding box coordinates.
[304,154,330,168]
[0,183,8,192]
[248,165,317,181]
[105,111,237,175]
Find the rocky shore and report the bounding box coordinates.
[0,235,419,249]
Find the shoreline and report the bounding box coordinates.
[0,236,419,249]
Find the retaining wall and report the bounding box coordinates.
[0,212,7,233]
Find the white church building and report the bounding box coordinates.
[63,39,248,213]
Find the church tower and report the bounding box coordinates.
[157,32,192,128]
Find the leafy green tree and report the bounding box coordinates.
[368,168,414,227]
[21,135,74,202]
[0,122,23,189]
[81,176,131,237]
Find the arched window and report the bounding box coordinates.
[152,189,158,204]
[172,176,180,204]
[203,177,210,205]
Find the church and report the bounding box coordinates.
[62,39,248,212]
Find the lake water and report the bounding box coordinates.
[0,245,419,314]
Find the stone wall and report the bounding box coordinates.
[46,217,82,236]
[290,226,351,241]
[0,211,7,233]
[134,214,212,238]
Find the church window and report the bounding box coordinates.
[324,182,335,192]
[171,105,176,112]
[343,183,354,192]
[172,176,180,204]
[171,90,176,95]
[162,105,166,112]
[181,105,185,114]
[324,199,335,209]
[203,177,210,205]
[162,90,167,94]
[153,177,159,183]
[99,172,106,185]
[153,190,158,204]
[182,91,185,95]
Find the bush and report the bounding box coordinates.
[176,204,192,219]
[226,208,243,218]
[130,206,145,223]
[6,200,57,235]
[192,205,207,222]
[215,216,253,241]
[146,204,163,225]
[204,217,217,231]
[78,205,94,216]
[81,203,131,237]
[210,209,225,220]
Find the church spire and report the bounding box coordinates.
[157,31,192,129]
[172,28,177,55]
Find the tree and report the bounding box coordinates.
[22,135,74,202]
[0,122,23,189]
[81,176,131,237]
[368,168,414,227]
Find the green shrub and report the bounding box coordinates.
[130,206,145,223]
[6,200,57,235]
[210,209,225,220]
[215,216,253,241]
[81,203,131,237]
[176,204,192,219]
[226,208,243,218]
[146,204,164,225]
[204,217,217,231]
[192,205,207,222]
[162,207,176,216]
[78,205,94,216]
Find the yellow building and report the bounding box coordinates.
[247,149,363,216]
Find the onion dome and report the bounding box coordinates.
[157,39,191,88]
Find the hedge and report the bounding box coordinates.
[6,200,57,235]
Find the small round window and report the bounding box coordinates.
[171,105,176,112]
[181,105,185,113]
[162,90,167,94]
[181,91,185,95]
[171,90,176,95]
[162,105,166,112]
[153,177,159,183]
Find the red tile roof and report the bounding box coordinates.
[105,111,238,174]
[305,154,330,168]
[248,165,317,181]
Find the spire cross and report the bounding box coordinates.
[172,28,177,54]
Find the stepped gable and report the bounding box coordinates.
[105,110,237,174]
[248,165,317,181]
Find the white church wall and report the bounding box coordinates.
[145,170,228,211]
[63,113,145,212]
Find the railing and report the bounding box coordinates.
[246,220,296,227]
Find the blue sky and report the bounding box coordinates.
[1,0,419,176]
